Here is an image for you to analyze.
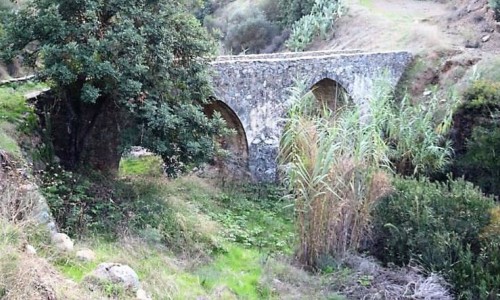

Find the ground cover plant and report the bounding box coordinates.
[373,176,500,299]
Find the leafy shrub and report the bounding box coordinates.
[452,80,500,196]
[286,0,345,51]
[278,0,316,25]
[462,80,500,109]
[223,9,279,54]
[372,176,499,299]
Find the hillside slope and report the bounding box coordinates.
[307,0,500,99]
[312,0,499,53]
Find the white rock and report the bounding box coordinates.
[51,233,74,252]
[136,288,151,300]
[90,263,140,291]
[25,244,37,255]
[76,249,96,262]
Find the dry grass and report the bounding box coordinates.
[338,255,453,300]
[0,178,100,300]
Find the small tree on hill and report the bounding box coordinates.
[1,0,225,175]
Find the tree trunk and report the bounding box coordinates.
[38,93,126,175]
[78,99,124,175]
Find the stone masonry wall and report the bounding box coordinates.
[211,51,413,182]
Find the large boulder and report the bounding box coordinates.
[51,233,74,252]
[86,263,140,292]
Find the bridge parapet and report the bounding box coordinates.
[213,49,364,62]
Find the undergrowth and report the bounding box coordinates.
[0,81,45,156]
[373,176,500,299]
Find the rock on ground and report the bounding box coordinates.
[51,233,74,252]
[76,249,96,262]
[86,262,140,291]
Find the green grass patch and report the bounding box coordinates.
[119,155,164,177]
[0,81,48,155]
[52,239,210,299]
[197,244,270,299]
[164,178,295,254]
[0,81,45,125]
[56,260,98,282]
[0,126,21,156]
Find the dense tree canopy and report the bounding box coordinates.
[1,0,226,174]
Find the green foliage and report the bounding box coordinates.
[373,176,499,299]
[197,245,271,299]
[387,93,455,176]
[286,0,345,51]
[0,83,39,131]
[0,126,21,156]
[457,124,500,195]
[40,165,170,237]
[1,0,224,174]
[489,0,500,21]
[223,9,279,54]
[462,80,500,109]
[453,80,500,196]
[119,155,164,177]
[205,185,294,254]
[176,180,295,254]
[278,0,316,25]
[0,82,48,156]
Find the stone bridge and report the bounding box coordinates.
[208,50,413,182]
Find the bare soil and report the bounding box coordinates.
[309,0,500,99]
[312,0,500,54]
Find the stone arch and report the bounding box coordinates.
[203,99,249,170]
[310,77,351,112]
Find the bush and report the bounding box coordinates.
[286,0,345,51]
[372,176,499,299]
[40,165,167,237]
[452,80,500,196]
[223,10,279,54]
[278,0,316,25]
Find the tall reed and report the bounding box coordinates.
[279,78,455,267]
[279,81,392,267]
